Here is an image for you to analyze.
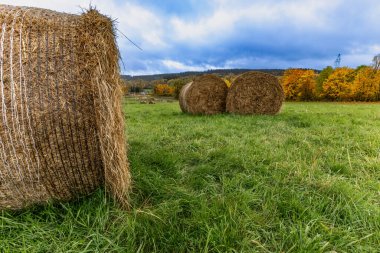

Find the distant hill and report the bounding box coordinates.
[121,69,299,82]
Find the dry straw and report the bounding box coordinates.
[0,5,130,210]
[226,71,284,115]
[179,74,228,115]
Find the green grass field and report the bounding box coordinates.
[1,100,379,252]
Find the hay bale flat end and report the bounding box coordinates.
[0,5,130,209]
[226,71,284,115]
[179,75,228,115]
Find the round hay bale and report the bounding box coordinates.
[226,71,284,115]
[179,82,192,112]
[0,5,130,210]
[179,75,228,115]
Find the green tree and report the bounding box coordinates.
[316,66,333,97]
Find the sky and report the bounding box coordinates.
[2,0,380,75]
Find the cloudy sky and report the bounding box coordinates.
[3,0,380,75]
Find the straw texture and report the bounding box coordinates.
[226,71,284,115]
[0,5,130,209]
[179,75,228,115]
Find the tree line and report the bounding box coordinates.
[281,66,380,101]
[123,65,380,102]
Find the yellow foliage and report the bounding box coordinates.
[223,78,232,88]
[352,67,380,101]
[281,69,317,101]
[373,71,380,101]
[154,84,175,96]
[321,67,355,100]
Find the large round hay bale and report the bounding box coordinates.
[179,75,228,115]
[178,82,192,112]
[226,71,284,115]
[0,5,130,209]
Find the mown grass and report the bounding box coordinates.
[1,100,379,252]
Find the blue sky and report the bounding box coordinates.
[3,0,380,75]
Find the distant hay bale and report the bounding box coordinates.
[226,71,284,115]
[0,5,130,209]
[179,75,228,115]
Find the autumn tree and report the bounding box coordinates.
[223,78,232,88]
[150,79,168,89]
[281,69,317,101]
[154,84,175,96]
[223,73,236,88]
[282,69,304,100]
[321,67,355,100]
[168,77,193,99]
[374,70,380,101]
[352,67,380,101]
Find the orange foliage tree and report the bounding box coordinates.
[373,71,380,101]
[321,67,355,100]
[154,84,175,96]
[223,73,236,88]
[281,66,380,101]
[281,69,317,101]
[223,78,232,88]
[351,67,380,101]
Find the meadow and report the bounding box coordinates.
[1,100,379,252]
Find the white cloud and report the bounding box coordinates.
[162,60,217,72]
[97,2,167,49]
[341,44,380,67]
